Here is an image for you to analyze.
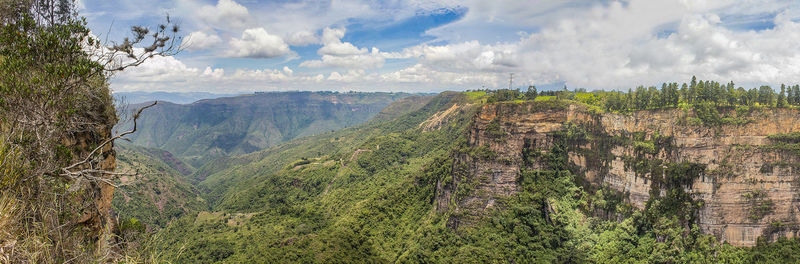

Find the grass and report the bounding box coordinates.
[464,90,487,101]
[195,211,224,224]
[767,132,800,143]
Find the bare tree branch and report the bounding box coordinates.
[60,101,158,181]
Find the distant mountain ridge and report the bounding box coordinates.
[117,91,413,167]
[114,91,240,104]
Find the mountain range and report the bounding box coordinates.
[116,91,413,167]
[114,91,240,105]
[113,90,800,263]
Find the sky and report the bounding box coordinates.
[80,0,800,94]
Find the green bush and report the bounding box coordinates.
[693,101,722,125]
[484,119,506,139]
[767,132,800,143]
[743,189,774,222]
[634,141,657,154]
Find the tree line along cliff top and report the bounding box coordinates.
[478,76,800,114]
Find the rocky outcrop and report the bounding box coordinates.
[437,101,800,247]
[63,122,119,258]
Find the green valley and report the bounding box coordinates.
[113,144,207,229]
[6,1,800,262]
[129,87,800,263]
[117,92,412,167]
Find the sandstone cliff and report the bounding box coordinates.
[437,101,800,247]
[63,123,119,258]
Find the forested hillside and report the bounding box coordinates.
[154,92,469,262]
[117,92,411,167]
[146,84,800,263]
[113,144,207,229]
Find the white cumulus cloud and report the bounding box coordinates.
[285,30,320,46]
[227,28,291,58]
[185,31,223,51]
[197,0,251,30]
[105,0,800,93]
[300,27,387,69]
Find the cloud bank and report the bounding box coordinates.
[100,0,800,93]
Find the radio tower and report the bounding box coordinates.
[508,73,514,90]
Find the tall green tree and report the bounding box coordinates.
[748,88,759,106]
[758,86,775,106]
[726,81,737,106]
[680,83,688,104]
[525,85,537,100]
[634,86,649,109]
[736,87,747,105]
[649,86,661,108]
[792,85,800,105]
[668,83,680,106]
[626,88,634,108]
[695,80,710,103]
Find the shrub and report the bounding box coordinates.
[742,189,774,222]
[767,132,800,144]
[693,101,722,126]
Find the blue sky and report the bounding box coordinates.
[79,0,800,93]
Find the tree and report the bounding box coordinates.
[748,88,759,106]
[736,87,748,105]
[605,92,627,112]
[557,85,574,100]
[487,89,521,103]
[634,86,649,110]
[695,80,708,102]
[680,83,688,104]
[672,83,680,106]
[688,80,698,104]
[778,84,787,108]
[626,88,634,108]
[758,86,775,106]
[726,82,737,106]
[525,85,537,100]
[0,0,182,262]
[792,85,800,105]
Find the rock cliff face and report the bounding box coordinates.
[437,101,800,247]
[63,122,118,258]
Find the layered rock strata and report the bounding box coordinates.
[437,102,800,247]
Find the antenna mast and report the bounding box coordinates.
[509,73,514,90]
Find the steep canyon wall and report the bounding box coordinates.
[437,102,800,247]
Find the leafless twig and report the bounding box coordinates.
[60,101,158,185]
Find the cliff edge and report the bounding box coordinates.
[438,101,800,247]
